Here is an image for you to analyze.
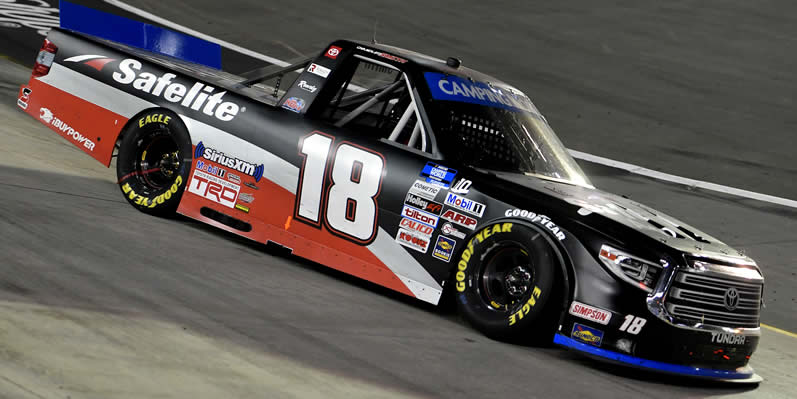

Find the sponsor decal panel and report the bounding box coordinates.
[444,193,486,217]
[504,209,566,240]
[111,58,240,121]
[399,217,434,237]
[297,80,318,93]
[39,107,96,151]
[424,71,538,114]
[408,179,441,200]
[356,46,407,63]
[195,141,264,182]
[238,192,255,204]
[571,323,604,347]
[568,302,612,325]
[450,178,472,194]
[711,332,746,345]
[282,97,305,113]
[196,160,227,179]
[432,235,456,262]
[307,63,331,78]
[325,46,342,59]
[188,169,241,208]
[441,208,478,230]
[405,193,443,215]
[402,205,439,228]
[395,228,430,253]
[420,162,456,188]
[441,222,466,239]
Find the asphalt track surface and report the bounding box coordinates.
[0,0,796,398]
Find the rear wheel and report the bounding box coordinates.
[455,222,560,341]
[116,110,192,216]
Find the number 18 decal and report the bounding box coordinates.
[295,132,385,244]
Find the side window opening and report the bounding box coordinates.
[316,57,428,152]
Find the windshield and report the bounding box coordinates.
[423,72,592,187]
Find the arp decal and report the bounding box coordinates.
[420,162,456,188]
[188,169,240,208]
[432,235,456,263]
[195,141,264,182]
[441,208,477,230]
[405,193,443,215]
[444,193,485,217]
[504,209,565,240]
[571,323,604,347]
[569,302,612,325]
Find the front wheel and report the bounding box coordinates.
[454,222,560,341]
[116,109,192,216]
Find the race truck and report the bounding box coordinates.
[17,4,764,382]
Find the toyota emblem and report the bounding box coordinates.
[724,287,740,311]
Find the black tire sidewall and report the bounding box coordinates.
[116,109,192,216]
[455,222,558,339]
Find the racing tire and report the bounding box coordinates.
[454,222,560,342]
[116,109,192,216]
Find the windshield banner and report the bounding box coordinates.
[424,72,537,114]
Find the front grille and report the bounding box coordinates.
[664,271,762,329]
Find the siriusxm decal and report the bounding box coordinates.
[420,162,456,188]
[195,141,264,182]
[424,72,538,114]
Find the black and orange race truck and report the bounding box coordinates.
[17,3,764,382]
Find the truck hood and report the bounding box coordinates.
[494,172,757,266]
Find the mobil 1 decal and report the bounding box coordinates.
[294,131,386,245]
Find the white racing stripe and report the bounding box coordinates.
[569,150,797,209]
[102,0,797,210]
[40,63,443,304]
[102,0,289,67]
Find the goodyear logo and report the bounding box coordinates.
[571,323,604,347]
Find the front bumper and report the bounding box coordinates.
[554,334,761,382]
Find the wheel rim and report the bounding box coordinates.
[478,242,535,313]
[130,129,181,193]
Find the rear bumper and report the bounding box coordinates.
[554,334,761,383]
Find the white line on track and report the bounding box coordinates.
[104,0,797,210]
